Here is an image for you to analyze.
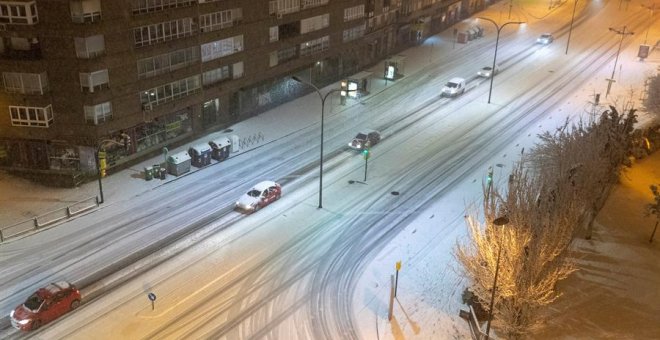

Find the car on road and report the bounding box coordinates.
[537,33,553,44]
[441,77,466,97]
[348,130,381,150]
[10,281,81,331]
[477,66,498,78]
[235,181,282,213]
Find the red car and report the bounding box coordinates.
[235,180,282,213]
[10,281,81,331]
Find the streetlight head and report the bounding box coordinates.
[493,216,510,226]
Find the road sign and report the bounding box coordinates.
[148,292,156,301]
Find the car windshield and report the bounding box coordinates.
[541,34,551,39]
[24,294,43,310]
[355,133,367,140]
[247,189,261,197]
[445,82,458,88]
[482,67,492,71]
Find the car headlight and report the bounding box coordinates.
[18,319,30,325]
[9,310,13,318]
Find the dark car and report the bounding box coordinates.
[348,130,381,150]
[10,281,81,331]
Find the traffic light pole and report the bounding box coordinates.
[95,150,104,204]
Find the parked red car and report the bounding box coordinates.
[10,281,81,331]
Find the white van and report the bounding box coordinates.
[442,77,466,97]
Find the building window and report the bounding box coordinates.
[202,62,243,86]
[79,69,109,93]
[74,35,105,58]
[301,0,328,9]
[0,1,38,25]
[133,18,194,48]
[269,46,297,67]
[200,8,241,33]
[137,46,199,79]
[300,35,329,56]
[131,0,195,15]
[344,4,364,22]
[269,0,300,16]
[3,72,48,94]
[300,13,329,34]
[343,23,366,42]
[269,26,279,42]
[201,35,243,62]
[9,104,53,127]
[140,75,201,108]
[84,101,112,125]
[70,0,101,23]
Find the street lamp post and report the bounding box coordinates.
[292,76,345,209]
[565,0,579,55]
[478,17,524,104]
[606,26,634,97]
[485,215,510,340]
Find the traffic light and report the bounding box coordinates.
[487,166,493,184]
[121,132,131,152]
[362,148,370,159]
[98,151,107,178]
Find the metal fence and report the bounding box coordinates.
[0,196,99,243]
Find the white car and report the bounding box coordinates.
[477,66,498,78]
[441,77,466,97]
[235,181,282,213]
[348,130,381,150]
[537,33,553,44]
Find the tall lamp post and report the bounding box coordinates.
[485,215,510,340]
[565,0,579,55]
[606,26,634,97]
[478,17,524,104]
[292,76,346,209]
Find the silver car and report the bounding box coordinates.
[477,66,498,78]
[537,33,553,44]
[235,181,282,213]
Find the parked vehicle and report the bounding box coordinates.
[10,281,81,331]
[348,130,381,150]
[235,181,282,213]
[442,77,466,97]
[537,33,553,44]
[477,66,498,78]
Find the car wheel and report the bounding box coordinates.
[70,299,81,310]
[32,320,41,330]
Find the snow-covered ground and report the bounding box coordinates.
[1,0,659,338]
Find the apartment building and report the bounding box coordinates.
[0,0,475,186]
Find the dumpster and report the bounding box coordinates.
[153,163,161,175]
[188,143,212,167]
[159,167,167,180]
[144,166,153,181]
[166,151,191,176]
[209,137,232,161]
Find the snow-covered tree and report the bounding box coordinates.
[456,108,638,338]
[647,184,660,243]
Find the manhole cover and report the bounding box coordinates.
[391,191,400,196]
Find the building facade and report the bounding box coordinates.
[0,0,482,186]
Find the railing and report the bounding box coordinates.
[0,196,99,243]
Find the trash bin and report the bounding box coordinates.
[153,164,161,174]
[159,167,166,180]
[144,166,153,181]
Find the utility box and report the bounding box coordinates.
[209,137,232,161]
[188,143,212,167]
[166,151,191,176]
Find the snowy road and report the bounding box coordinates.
[0,1,651,339]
